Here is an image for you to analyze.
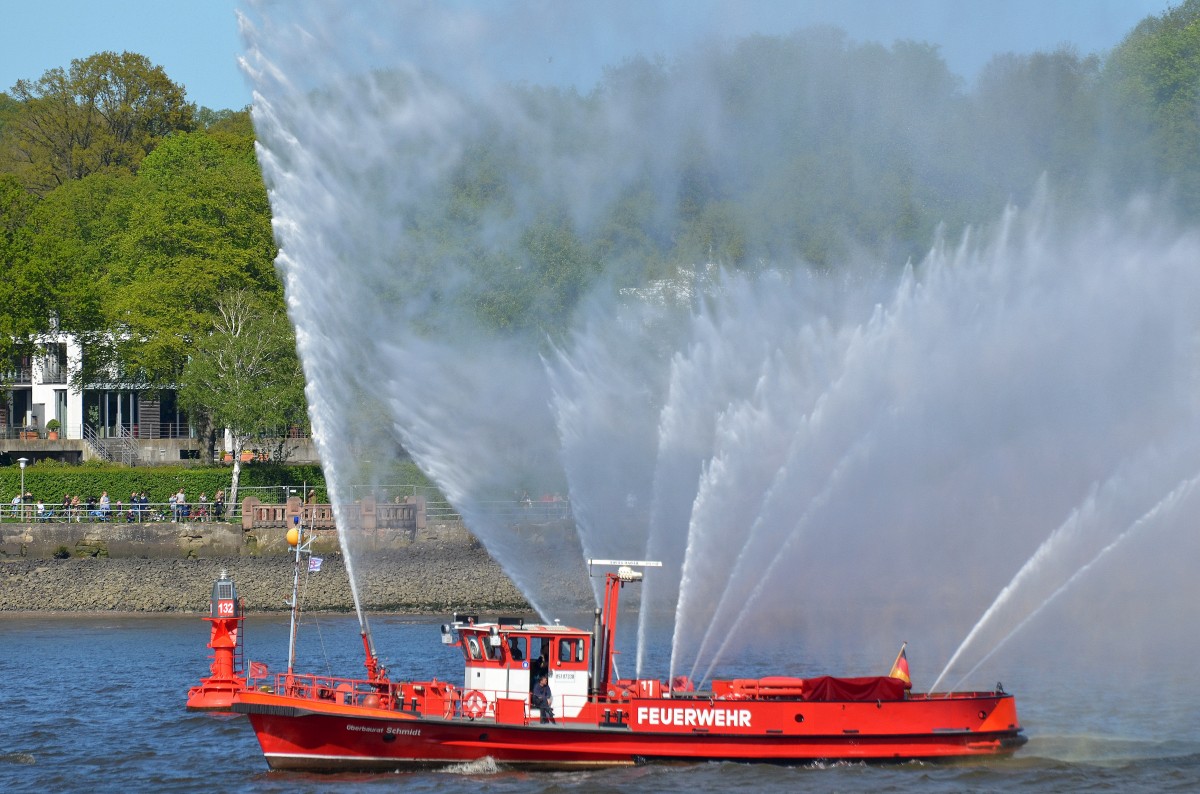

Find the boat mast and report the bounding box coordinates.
[285,514,309,675]
[587,559,661,696]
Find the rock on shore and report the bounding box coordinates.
[0,540,531,614]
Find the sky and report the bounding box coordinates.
[0,0,1178,112]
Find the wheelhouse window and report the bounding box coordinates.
[507,636,527,663]
[557,637,584,664]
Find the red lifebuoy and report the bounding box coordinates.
[463,689,487,719]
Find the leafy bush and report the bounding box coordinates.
[0,460,435,508]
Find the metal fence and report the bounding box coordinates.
[0,368,33,385]
[0,422,195,441]
[0,486,543,527]
[1,501,231,524]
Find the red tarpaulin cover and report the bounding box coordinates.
[715,675,909,701]
[800,676,908,702]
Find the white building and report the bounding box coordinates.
[2,334,83,439]
[3,333,189,447]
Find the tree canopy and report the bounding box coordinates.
[179,289,305,502]
[3,51,195,196]
[2,8,1200,423]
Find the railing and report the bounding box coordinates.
[113,425,139,466]
[0,500,230,524]
[82,424,136,463]
[156,421,195,440]
[240,495,426,538]
[0,427,48,441]
[424,500,462,523]
[0,368,33,385]
[82,423,114,462]
[257,673,578,725]
[469,499,573,523]
[39,365,68,384]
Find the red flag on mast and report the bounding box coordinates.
[889,642,912,688]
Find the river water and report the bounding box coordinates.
[2,611,1198,793]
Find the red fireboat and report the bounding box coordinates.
[226,558,1026,770]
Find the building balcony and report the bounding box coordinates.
[2,369,33,385]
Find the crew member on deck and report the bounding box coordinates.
[531,674,556,724]
[530,649,548,684]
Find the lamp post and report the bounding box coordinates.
[17,458,28,522]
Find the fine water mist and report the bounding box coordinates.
[240,0,1200,736]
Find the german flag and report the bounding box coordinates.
[889,642,911,688]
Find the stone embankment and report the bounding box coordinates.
[0,523,531,614]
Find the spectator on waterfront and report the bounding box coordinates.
[62,494,71,523]
[35,498,46,522]
[99,491,111,521]
[213,490,225,522]
[176,489,188,521]
[11,493,20,518]
[169,490,178,522]
[71,494,81,522]
[198,492,209,521]
[86,495,97,519]
[24,492,32,521]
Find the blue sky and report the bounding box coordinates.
[0,1,1177,112]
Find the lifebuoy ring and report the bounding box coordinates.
[463,689,487,719]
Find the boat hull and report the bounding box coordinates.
[234,690,1026,771]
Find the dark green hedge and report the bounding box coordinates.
[0,460,432,506]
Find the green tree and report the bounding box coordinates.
[196,106,253,134]
[179,290,305,509]
[1104,0,1200,213]
[14,173,135,344]
[2,51,195,195]
[5,172,138,390]
[102,129,277,384]
[0,173,38,373]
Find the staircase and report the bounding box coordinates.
[83,425,140,465]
